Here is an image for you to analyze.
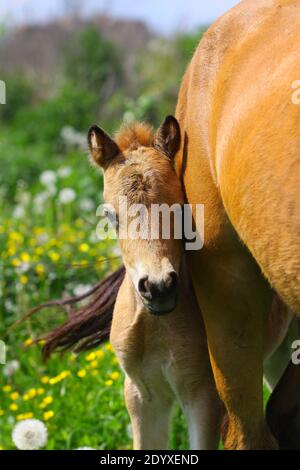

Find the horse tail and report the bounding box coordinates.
[25,267,125,359]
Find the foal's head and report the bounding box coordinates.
[88,116,184,315]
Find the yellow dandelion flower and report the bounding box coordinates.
[22,389,37,401]
[48,251,60,262]
[105,379,113,387]
[8,246,16,257]
[24,338,34,347]
[9,232,23,243]
[37,388,45,395]
[20,252,31,263]
[9,403,18,411]
[2,385,12,393]
[96,350,104,359]
[33,227,45,236]
[48,371,69,385]
[12,258,21,267]
[20,275,28,285]
[16,412,34,421]
[35,264,46,275]
[90,360,98,369]
[109,372,120,381]
[43,410,54,421]
[105,344,114,352]
[79,243,90,253]
[43,396,53,405]
[41,376,49,384]
[0,410,4,416]
[35,247,44,256]
[112,357,119,365]
[77,369,86,378]
[10,392,20,401]
[85,352,96,362]
[48,377,58,385]
[60,370,70,379]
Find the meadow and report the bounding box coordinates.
[0,158,190,450]
[0,25,194,444]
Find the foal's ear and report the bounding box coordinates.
[153,115,181,160]
[88,125,120,169]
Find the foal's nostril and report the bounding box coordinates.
[165,271,178,291]
[138,276,151,298]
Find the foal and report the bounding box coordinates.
[88,117,222,450]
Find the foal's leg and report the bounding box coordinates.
[124,376,174,450]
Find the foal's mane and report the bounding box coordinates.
[114,122,154,152]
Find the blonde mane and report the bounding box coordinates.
[114,122,154,152]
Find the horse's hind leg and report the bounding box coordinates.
[190,252,278,449]
[179,383,222,450]
[124,376,174,450]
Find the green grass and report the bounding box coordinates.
[0,339,190,450]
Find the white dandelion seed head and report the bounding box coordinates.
[40,170,57,187]
[12,419,48,450]
[59,188,76,204]
[79,198,95,212]
[57,167,72,178]
[13,206,25,220]
[61,126,86,149]
[76,447,96,450]
[3,360,20,377]
[4,299,16,313]
[73,284,92,297]
[46,184,57,197]
[19,262,30,273]
[33,192,51,214]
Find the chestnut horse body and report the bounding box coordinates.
[175,0,300,449]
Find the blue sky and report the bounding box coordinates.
[0,0,240,33]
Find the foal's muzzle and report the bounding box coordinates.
[138,271,178,315]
